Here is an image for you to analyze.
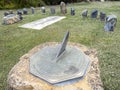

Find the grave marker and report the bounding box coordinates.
[60,1,67,14]
[50,7,55,14]
[91,9,98,18]
[104,15,117,31]
[82,9,88,18]
[100,12,106,21]
[23,8,28,15]
[71,8,75,16]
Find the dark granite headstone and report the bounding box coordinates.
[50,7,55,14]
[17,10,23,20]
[31,7,35,14]
[71,8,75,16]
[82,9,88,18]
[41,7,45,14]
[100,12,106,21]
[23,8,28,15]
[91,9,98,18]
[60,1,67,14]
[4,11,9,16]
[104,15,117,31]
[17,10,22,15]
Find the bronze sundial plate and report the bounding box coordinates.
[29,45,90,84]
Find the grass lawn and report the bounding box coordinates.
[0,1,120,90]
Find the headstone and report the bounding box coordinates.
[104,15,117,31]
[4,11,9,16]
[17,10,23,20]
[71,8,75,16]
[3,14,20,25]
[91,9,98,18]
[9,10,13,14]
[82,9,88,18]
[17,10,22,15]
[23,8,28,15]
[50,7,55,14]
[100,12,106,21]
[60,1,67,14]
[31,7,35,14]
[41,7,45,14]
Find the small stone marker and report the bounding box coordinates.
[9,10,13,14]
[82,9,88,18]
[41,7,45,14]
[104,15,117,31]
[91,9,98,18]
[31,7,35,14]
[4,11,9,16]
[17,10,23,20]
[60,1,67,14]
[100,12,106,21]
[50,7,55,14]
[71,8,75,16]
[23,8,28,15]
[17,10,22,15]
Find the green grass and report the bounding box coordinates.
[0,2,120,90]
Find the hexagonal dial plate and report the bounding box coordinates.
[29,45,90,84]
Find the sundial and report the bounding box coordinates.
[29,31,90,84]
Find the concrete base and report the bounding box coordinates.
[20,16,66,30]
[7,42,103,90]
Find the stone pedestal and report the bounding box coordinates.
[7,42,103,90]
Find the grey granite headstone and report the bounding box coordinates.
[91,9,98,18]
[41,7,45,14]
[50,7,55,14]
[31,7,35,14]
[82,9,88,18]
[104,15,117,31]
[23,8,28,15]
[9,10,13,14]
[71,8,75,16]
[29,31,90,84]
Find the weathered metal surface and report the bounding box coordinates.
[30,45,90,84]
[29,31,90,84]
[55,31,69,61]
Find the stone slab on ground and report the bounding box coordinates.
[7,42,104,90]
[19,16,66,30]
